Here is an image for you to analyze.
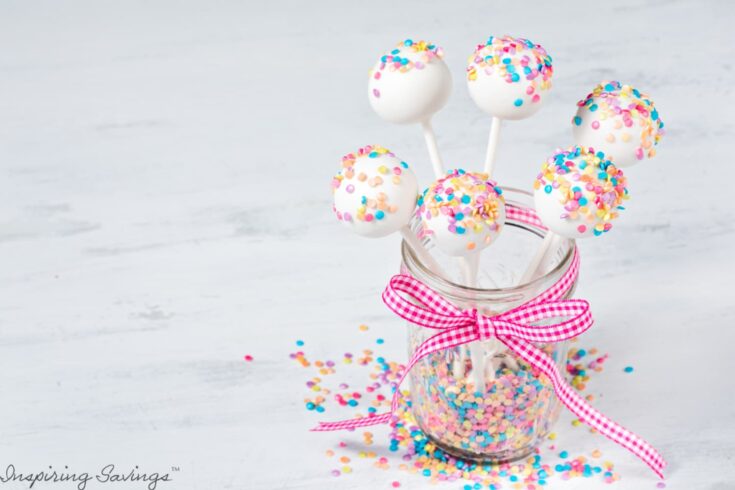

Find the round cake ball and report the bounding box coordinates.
[533,146,629,238]
[332,145,418,238]
[368,39,452,125]
[417,169,505,255]
[572,81,664,167]
[466,35,553,120]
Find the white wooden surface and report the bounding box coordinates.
[1,1,733,489]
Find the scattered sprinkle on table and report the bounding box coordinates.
[624,366,634,373]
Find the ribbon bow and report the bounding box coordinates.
[314,206,665,478]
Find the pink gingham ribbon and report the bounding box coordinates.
[314,204,666,478]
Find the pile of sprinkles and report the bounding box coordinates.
[534,146,628,236]
[417,169,504,251]
[574,81,665,160]
[331,145,411,225]
[285,324,646,488]
[370,39,445,99]
[467,35,553,106]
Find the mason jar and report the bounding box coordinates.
[401,187,576,463]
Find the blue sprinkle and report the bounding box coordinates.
[400,161,409,168]
[391,49,400,55]
[461,195,471,204]
[578,197,588,206]
[306,402,315,410]
[404,39,413,46]
[589,103,598,112]
[651,109,659,121]
[455,226,465,234]
[624,366,634,373]
[604,83,617,91]
[544,185,553,194]
[368,152,378,158]
[422,469,431,477]
[315,405,325,413]
[559,451,568,458]
[454,212,465,221]
[376,338,384,345]
[296,340,304,346]
[348,399,358,407]
[573,116,582,126]
[511,73,520,82]
[375,210,385,220]
[502,57,511,64]
[514,98,523,107]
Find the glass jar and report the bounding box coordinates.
[401,187,576,463]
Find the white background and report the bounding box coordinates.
[1,1,734,489]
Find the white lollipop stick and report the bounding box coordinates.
[421,119,444,178]
[460,254,486,393]
[483,117,502,177]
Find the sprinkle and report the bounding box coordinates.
[243,355,253,362]
[624,366,634,373]
[296,340,304,346]
[573,116,582,126]
[514,98,524,107]
[376,338,385,345]
[359,324,369,332]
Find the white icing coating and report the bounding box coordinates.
[533,146,629,239]
[418,170,505,256]
[368,39,452,125]
[571,81,664,168]
[332,146,418,238]
[466,36,553,120]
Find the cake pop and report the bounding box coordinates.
[467,35,553,176]
[417,169,506,390]
[572,81,664,168]
[368,39,452,178]
[332,145,443,274]
[520,146,629,283]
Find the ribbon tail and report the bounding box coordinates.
[502,336,666,478]
[311,413,392,432]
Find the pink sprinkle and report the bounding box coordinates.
[392,482,401,488]
[373,88,380,98]
[656,482,666,488]
[414,62,424,69]
[374,72,381,80]
[331,470,341,477]
[244,355,253,362]
[346,184,355,194]
[577,225,587,234]
[591,121,600,130]
[532,94,540,103]
[635,147,644,160]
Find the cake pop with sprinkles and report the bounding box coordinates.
[467,35,553,121]
[572,81,664,167]
[417,169,506,256]
[466,35,553,176]
[533,145,628,239]
[519,145,629,284]
[418,169,506,391]
[332,145,444,274]
[333,145,418,238]
[368,39,452,178]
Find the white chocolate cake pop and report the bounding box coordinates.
[467,36,553,120]
[533,146,629,239]
[417,169,506,256]
[332,145,418,238]
[368,39,452,125]
[572,81,665,168]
